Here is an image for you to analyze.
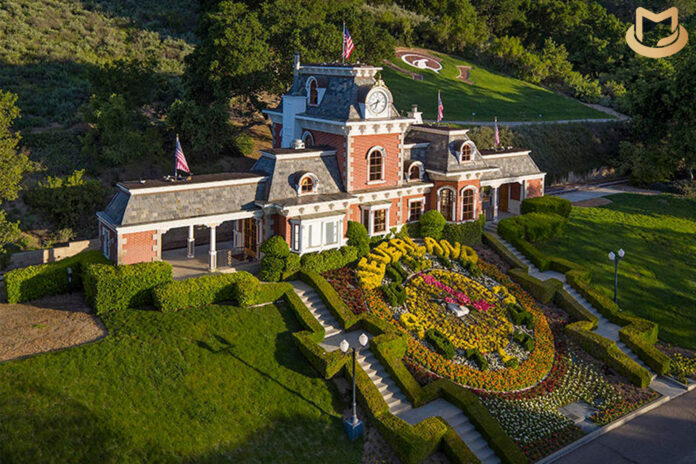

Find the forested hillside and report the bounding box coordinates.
[0,0,695,259]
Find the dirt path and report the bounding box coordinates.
[0,293,106,362]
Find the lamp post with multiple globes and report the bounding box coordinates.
[608,248,625,305]
[340,332,369,440]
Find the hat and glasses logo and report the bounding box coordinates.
[626,7,688,58]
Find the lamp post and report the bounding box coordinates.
[340,332,369,441]
[608,249,625,305]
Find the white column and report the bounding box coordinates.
[209,224,217,272]
[492,187,499,223]
[187,225,195,258]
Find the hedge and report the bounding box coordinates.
[300,246,358,273]
[498,213,566,243]
[84,261,172,315]
[441,423,482,464]
[426,328,456,359]
[511,236,551,271]
[298,270,361,329]
[553,287,598,328]
[293,331,347,378]
[419,209,446,239]
[4,250,109,303]
[346,221,370,257]
[521,196,572,218]
[442,214,485,246]
[482,232,529,272]
[508,269,561,304]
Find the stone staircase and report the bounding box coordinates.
[484,223,654,378]
[290,281,500,464]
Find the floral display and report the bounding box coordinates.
[322,267,367,315]
[669,352,696,384]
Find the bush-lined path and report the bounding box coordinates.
[291,280,502,464]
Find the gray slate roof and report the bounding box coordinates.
[481,154,544,180]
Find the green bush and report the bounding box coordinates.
[84,261,172,315]
[498,213,566,243]
[513,331,535,351]
[4,250,109,303]
[381,282,406,307]
[346,221,370,257]
[300,246,358,273]
[507,303,533,327]
[466,349,489,371]
[482,232,529,271]
[406,222,420,237]
[152,272,263,312]
[232,133,254,156]
[425,328,455,360]
[521,196,572,218]
[440,423,481,464]
[293,331,347,378]
[419,210,446,240]
[259,256,285,282]
[285,253,301,273]
[508,269,561,304]
[554,288,598,328]
[259,235,290,258]
[442,214,485,246]
[386,264,404,284]
[512,237,551,271]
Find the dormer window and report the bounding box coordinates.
[409,165,420,180]
[460,143,472,161]
[300,176,314,193]
[302,131,314,147]
[406,161,424,182]
[308,78,318,106]
[296,172,318,195]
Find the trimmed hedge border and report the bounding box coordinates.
[508,269,561,304]
[482,232,528,272]
[4,250,109,303]
[298,269,361,329]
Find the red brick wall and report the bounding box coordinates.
[122,230,158,265]
[390,199,400,227]
[510,183,521,201]
[272,123,282,148]
[276,214,292,246]
[350,133,401,191]
[306,130,346,188]
[431,179,482,222]
[526,178,544,198]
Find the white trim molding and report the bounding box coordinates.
[97,209,263,235]
[296,172,319,195]
[459,185,478,222]
[406,161,424,182]
[436,186,457,222]
[118,176,267,195]
[406,196,426,223]
[367,146,386,183]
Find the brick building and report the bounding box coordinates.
[97,57,545,270]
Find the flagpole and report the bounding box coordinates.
[174,134,178,179]
[342,22,345,64]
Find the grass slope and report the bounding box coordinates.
[0,302,361,463]
[537,193,696,349]
[384,50,610,122]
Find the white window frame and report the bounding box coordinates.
[302,130,315,147]
[459,141,476,163]
[307,77,319,107]
[407,197,425,223]
[460,186,478,222]
[102,226,111,259]
[437,187,457,222]
[406,161,424,182]
[366,147,387,185]
[291,215,344,254]
[291,223,301,252]
[361,203,391,236]
[296,172,319,195]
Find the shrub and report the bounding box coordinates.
[442,214,485,246]
[259,235,290,258]
[509,269,561,304]
[467,349,489,371]
[259,235,291,281]
[84,261,172,315]
[232,133,254,156]
[508,303,533,327]
[299,270,360,329]
[347,221,370,257]
[499,213,566,243]
[513,331,535,351]
[482,231,529,271]
[425,329,455,360]
[381,282,406,307]
[386,264,403,284]
[521,196,572,218]
[259,256,284,282]
[285,253,301,273]
[152,271,262,312]
[4,250,109,303]
[419,210,446,240]
[300,246,358,273]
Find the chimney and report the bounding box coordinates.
[293,53,301,79]
[292,139,305,150]
[408,104,423,124]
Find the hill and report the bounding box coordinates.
[384,48,612,122]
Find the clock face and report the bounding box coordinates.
[367,90,388,116]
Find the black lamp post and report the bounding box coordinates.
[340,333,369,441]
[608,249,625,305]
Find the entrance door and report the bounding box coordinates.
[243,218,257,258]
[499,184,510,212]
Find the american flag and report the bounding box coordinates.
[343,25,355,60]
[437,90,444,122]
[494,116,500,147]
[174,135,190,174]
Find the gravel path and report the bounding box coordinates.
[0,293,106,362]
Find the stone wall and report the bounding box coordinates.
[6,239,100,271]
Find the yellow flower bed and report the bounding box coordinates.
[356,237,428,289]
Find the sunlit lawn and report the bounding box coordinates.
[537,193,696,349]
[0,302,361,463]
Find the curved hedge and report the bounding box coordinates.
[521,196,572,218]
[4,250,109,303]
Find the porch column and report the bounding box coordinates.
[187,225,195,258]
[209,224,217,272]
[492,186,499,222]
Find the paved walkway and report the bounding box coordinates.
[557,388,696,464]
[290,281,501,464]
[549,183,660,204]
[423,118,619,126]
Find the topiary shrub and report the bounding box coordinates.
[442,214,485,246]
[259,235,291,281]
[83,261,173,315]
[521,196,572,218]
[465,348,488,371]
[260,235,290,258]
[499,213,566,243]
[381,282,406,307]
[425,328,455,360]
[346,221,370,257]
[3,250,109,303]
[419,210,446,240]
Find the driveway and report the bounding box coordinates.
[550,183,660,204]
[558,388,696,464]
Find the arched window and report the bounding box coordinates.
[439,188,455,222]
[302,131,314,147]
[409,164,420,181]
[308,78,318,106]
[461,188,476,220]
[300,176,314,193]
[368,148,384,182]
[460,143,472,161]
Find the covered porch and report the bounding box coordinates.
[480,177,535,222]
[163,241,261,280]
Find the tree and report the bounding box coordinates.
[0,91,32,259]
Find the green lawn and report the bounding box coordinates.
[0,302,362,463]
[384,50,610,122]
[537,193,696,349]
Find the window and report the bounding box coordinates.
[308,79,318,106]
[408,200,423,222]
[362,209,370,229]
[461,144,472,161]
[409,165,420,181]
[102,227,110,259]
[368,149,384,182]
[300,176,314,194]
[302,131,314,147]
[462,189,475,220]
[373,209,387,233]
[291,223,300,251]
[439,189,455,222]
[325,221,337,244]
